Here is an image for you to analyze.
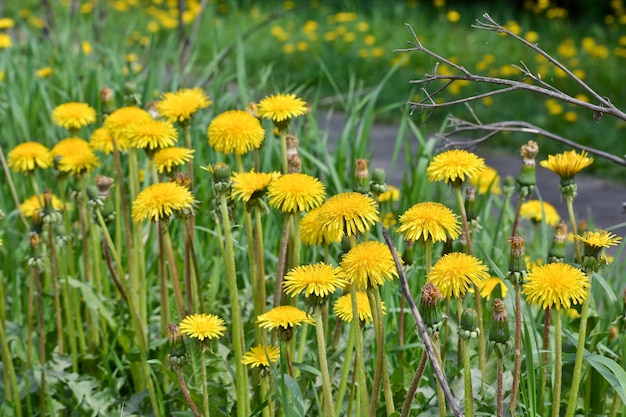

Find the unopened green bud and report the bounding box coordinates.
[464,186,478,222]
[401,240,415,266]
[459,308,479,340]
[353,159,370,194]
[488,299,510,345]
[547,221,568,263]
[167,323,187,369]
[506,236,527,285]
[418,282,443,335]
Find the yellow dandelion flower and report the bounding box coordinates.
[477,276,508,300]
[340,240,399,290]
[469,165,502,195]
[8,142,53,173]
[132,182,195,222]
[104,106,153,140]
[520,200,561,227]
[267,173,326,213]
[427,252,490,299]
[334,290,385,323]
[317,191,379,238]
[36,67,53,78]
[377,184,400,203]
[179,313,226,341]
[242,345,280,368]
[522,263,589,310]
[156,87,212,124]
[574,229,622,249]
[90,127,129,154]
[51,102,97,133]
[540,150,593,181]
[0,18,15,29]
[427,149,486,186]
[257,93,308,123]
[0,33,11,49]
[126,119,178,151]
[20,193,65,222]
[397,201,461,243]
[257,305,315,331]
[231,171,281,202]
[153,147,194,174]
[283,263,346,298]
[51,138,100,175]
[300,207,342,246]
[207,110,265,155]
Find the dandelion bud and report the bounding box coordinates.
[211,162,232,197]
[502,175,516,196]
[96,175,115,198]
[246,102,259,119]
[515,140,538,197]
[418,282,443,335]
[506,236,527,286]
[489,299,510,344]
[401,240,415,266]
[288,153,301,173]
[464,186,478,222]
[608,325,619,344]
[459,308,480,340]
[285,134,299,160]
[124,81,141,107]
[547,221,568,263]
[167,323,187,369]
[100,87,115,117]
[353,159,370,194]
[369,168,387,199]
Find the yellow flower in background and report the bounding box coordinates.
[126,119,178,150]
[522,263,589,310]
[340,240,399,290]
[477,277,508,300]
[208,110,265,155]
[317,191,379,238]
[267,173,325,213]
[20,193,65,222]
[104,106,153,140]
[81,41,92,55]
[51,137,100,175]
[51,102,97,133]
[397,201,461,243]
[525,31,539,42]
[0,18,15,29]
[8,142,53,173]
[132,182,194,223]
[156,87,211,125]
[231,171,280,202]
[520,200,560,227]
[540,149,593,181]
[447,10,461,22]
[90,127,129,154]
[179,313,226,341]
[257,93,308,124]
[377,184,400,203]
[242,345,280,368]
[334,290,386,323]
[427,149,486,186]
[153,147,194,174]
[0,33,12,48]
[469,165,502,195]
[300,207,342,246]
[427,252,490,299]
[283,263,346,298]
[257,305,314,331]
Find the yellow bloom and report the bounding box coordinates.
[522,263,589,310]
[0,33,11,49]
[51,102,97,133]
[300,207,342,246]
[520,200,560,227]
[104,106,153,141]
[242,345,280,368]
[20,193,65,222]
[257,305,315,331]
[477,277,508,300]
[377,184,400,203]
[153,147,194,174]
[469,165,502,195]
[427,149,486,185]
[540,150,593,180]
[257,93,308,123]
[132,182,195,223]
[51,138,100,175]
[156,87,211,124]
[397,201,461,242]
[126,119,178,150]
[340,240,399,290]
[231,171,280,202]
[8,142,53,173]
[283,263,346,299]
[36,67,53,78]
[427,252,490,299]
[267,173,326,213]
[574,229,622,249]
[0,18,15,29]
[317,191,379,238]
[334,290,384,323]
[90,127,129,154]
[179,313,226,341]
[207,110,265,155]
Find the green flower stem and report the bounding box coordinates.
[57,252,78,372]
[400,349,428,417]
[463,339,474,417]
[157,220,170,334]
[127,148,144,326]
[184,216,204,313]
[433,338,447,417]
[254,207,267,339]
[218,195,250,417]
[509,284,522,415]
[184,124,194,186]
[496,354,504,417]
[34,267,46,417]
[160,221,186,319]
[565,195,581,263]
[295,322,308,378]
[538,308,551,417]
[335,319,356,417]
[279,131,288,174]
[200,347,211,417]
[243,207,259,341]
[313,307,336,417]
[425,240,432,273]
[290,212,301,271]
[552,309,563,417]
[510,194,524,238]
[454,187,485,378]
[0,306,22,417]
[46,223,64,354]
[175,366,202,417]
[273,213,292,310]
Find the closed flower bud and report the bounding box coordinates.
[459,308,480,340]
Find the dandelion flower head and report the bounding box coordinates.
[574,229,623,250]
[257,93,308,123]
[231,171,281,202]
[90,126,130,154]
[207,110,265,155]
[20,193,65,222]
[427,252,490,299]
[156,87,211,124]
[242,345,280,368]
[469,165,502,195]
[51,138,100,175]
[520,200,560,227]
[179,313,226,341]
[126,118,178,150]
[540,150,593,180]
[8,142,53,173]
[426,149,486,185]
[300,207,342,246]
[477,276,508,300]
[522,263,589,310]
[132,182,195,222]
[340,240,399,290]
[257,305,315,331]
[153,147,195,174]
[334,291,384,323]
[377,184,400,203]
[51,102,96,133]
[104,106,153,140]
[283,263,346,298]
[317,191,379,238]
[267,173,326,213]
[397,201,461,243]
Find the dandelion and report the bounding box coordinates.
[257,306,314,341]
[427,252,490,299]
[300,206,342,245]
[267,173,325,213]
[574,229,622,254]
[156,87,211,125]
[540,150,593,188]
[283,263,345,299]
[231,171,280,202]
[522,263,589,310]
[126,118,178,151]
[153,147,194,174]
[427,149,486,187]
[20,193,65,222]
[51,138,100,175]
[317,191,379,238]
[334,290,382,322]
[8,142,53,173]
[340,240,398,290]
[131,182,194,223]
[179,313,226,341]
[90,127,129,154]
[257,93,308,127]
[519,200,561,227]
[0,33,11,48]
[477,277,508,300]
[397,201,461,243]
[52,102,97,134]
[469,165,502,195]
[242,345,280,368]
[36,67,53,78]
[104,106,153,140]
[377,184,400,203]
[207,110,265,155]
